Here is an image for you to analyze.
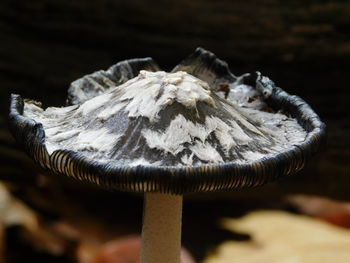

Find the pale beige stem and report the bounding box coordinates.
[141,193,183,263]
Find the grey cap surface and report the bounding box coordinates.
[9,48,326,194]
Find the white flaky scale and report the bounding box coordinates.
[77,70,216,122]
[142,114,255,164]
[23,70,307,166]
[129,158,163,167]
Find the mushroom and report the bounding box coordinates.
[8,48,325,263]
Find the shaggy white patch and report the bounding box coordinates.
[74,129,122,154]
[142,114,254,163]
[24,101,122,156]
[142,114,195,155]
[72,70,215,123]
[129,158,163,167]
[97,101,128,121]
[240,151,268,162]
[190,142,224,164]
[239,108,307,146]
[117,70,215,122]
[77,92,113,116]
[181,153,194,166]
[222,103,264,136]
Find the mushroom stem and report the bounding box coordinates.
[141,192,183,263]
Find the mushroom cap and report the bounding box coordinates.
[9,48,326,194]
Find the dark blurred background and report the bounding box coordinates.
[0,0,349,262]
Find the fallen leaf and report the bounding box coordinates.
[88,235,196,263]
[287,195,350,228]
[204,210,350,263]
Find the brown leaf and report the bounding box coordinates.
[288,195,350,228]
[204,210,350,263]
[87,235,196,263]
